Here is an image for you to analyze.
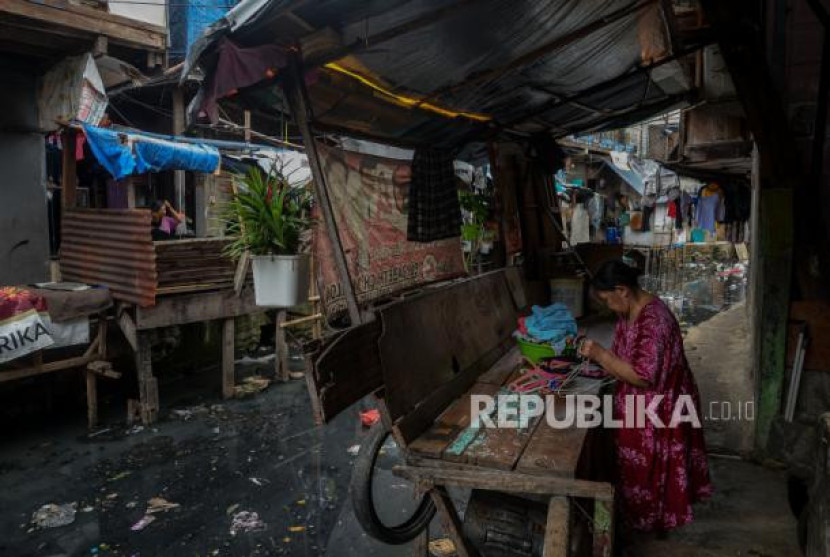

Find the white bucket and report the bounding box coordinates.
[251,254,310,307]
[550,277,585,318]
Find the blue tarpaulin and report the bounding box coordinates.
[83,124,220,180]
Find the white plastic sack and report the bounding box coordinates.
[38,53,107,132]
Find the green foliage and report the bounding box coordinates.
[223,167,313,258]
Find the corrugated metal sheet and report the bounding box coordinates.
[60,209,157,306]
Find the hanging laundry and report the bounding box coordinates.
[695,194,724,233]
[406,148,462,242]
[570,204,591,245]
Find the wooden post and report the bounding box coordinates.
[429,487,475,557]
[61,129,77,211]
[413,525,429,557]
[544,496,570,557]
[284,52,362,326]
[592,498,614,557]
[222,317,235,398]
[86,370,98,428]
[172,87,186,228]
[275,310,290,381]
[135,332,158,424]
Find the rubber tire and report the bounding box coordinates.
[349,423,436,544]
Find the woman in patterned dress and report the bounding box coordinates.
[578,260,713,537]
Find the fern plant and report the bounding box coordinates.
[223,166,313,259]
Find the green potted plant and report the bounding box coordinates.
[224,166,313,307]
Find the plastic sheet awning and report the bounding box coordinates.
[83,124,221,180]
[184,0,699,148]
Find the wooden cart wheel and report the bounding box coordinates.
[350,422,436,544]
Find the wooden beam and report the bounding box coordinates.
[284,52,362,325]
[61,128,77,210]
[275,310,289,382]
[0,0,166,50]
[135,289,258,330]
[544,497,570,557]
[394,466,615,501]
[222,317,235,398]
[117,308,138,352]
[135,332,158,425]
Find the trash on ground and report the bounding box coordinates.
[288,526,305,533]
[296,499,306,506]
[127,425,144,435]
[107,471,131,482]
[346,444,360,456]
[234,376,271,398]
[230,511,266,536]
[31,503,77,529]
[81,505,95,513]
[429,538,457,557]
[360,409,381,427]
[249,477,269,486]
[146,497,180,514]
[226,503,240,516]
[88,428,112,438]
[130,515,155,531]
[170,404,209,421]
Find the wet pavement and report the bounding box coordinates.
[0,364,427,557]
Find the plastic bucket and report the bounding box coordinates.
[549,277,584,319]
[251,254,310,307]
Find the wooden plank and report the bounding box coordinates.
[222,318,235,399]
[284,52,362,325]
[276,311,289,382]
[233,252,251,295]
[429,488,476,557]
[394,339,515,446]
[380,271,518,426]
[407,382,501,459]
[516,379,604,478]
[136,289,258,329]
[0,353,94,382]
[592,498,615,557]
[544,496,570,557]
[0,0,166,49]
[394,466,615,501]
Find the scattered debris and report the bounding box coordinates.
[360,409,381,427]
[234,376,271,398]
[288,526,305,533]
[81,506,95,513]
[126,425,144,435]
[88,428,112,438]
[146,497,180,514]
[249,477,269,487]
[429,538,457,557]
[296,499,306,506]
[31,503,77,529]
[230,511,266,536]
[170,404,209,421]
[226,503,240,516]
[346,445,361,456]
[107,471,131,482]
[282,537,291,543]
[130,515,156,532]
[126,501,138,509]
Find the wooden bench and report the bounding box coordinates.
[307,268,614,556]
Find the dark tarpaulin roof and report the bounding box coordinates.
[184,0,695,148]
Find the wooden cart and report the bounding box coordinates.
[307,268,615,556]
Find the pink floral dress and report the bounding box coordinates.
[611,298,713,532]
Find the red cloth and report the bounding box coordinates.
[0,287,48,320]
[667,200,677,219]
[610,298,712,532]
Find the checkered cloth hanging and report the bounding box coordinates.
[406,149,462,242]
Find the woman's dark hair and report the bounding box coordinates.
[591,259,643,291]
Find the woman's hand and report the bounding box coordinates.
[578,338,607,362]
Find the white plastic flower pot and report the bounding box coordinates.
[251,254,310,307]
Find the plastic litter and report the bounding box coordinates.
[146,497,180,514]
[288,526,305,533]
[130,515,156,531]
[429,538,457,557]
[230,511,266,536]
[346,445,360,456]
[360,409,381,427]
[31,503,77,529]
